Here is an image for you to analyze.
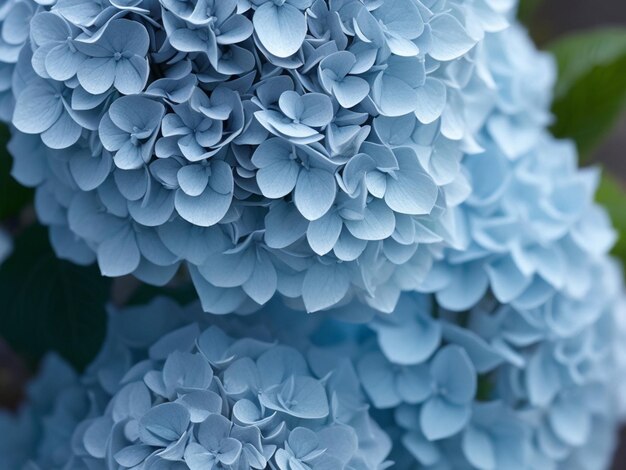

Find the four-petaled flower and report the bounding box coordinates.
[75,19,150,95]
[99,95,165,169]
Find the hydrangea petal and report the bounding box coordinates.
[253,3,306,58]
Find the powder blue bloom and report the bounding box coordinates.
[357,351,430,408]
[284,16,625,469]
[5,297,391,469]
[368,55,426,117]
[255,91,335,145]
[196,232,279,305]
[173,159,234,227]
[12,78,83,149]
[343,143,439,216]
[29,12,85,82]
[75,19,150,95]
[67,133,114,191]
[309,258,626,469]
[0,0,36,121]
[369,294,441,365]
[318,51,370,109]
[419,26,613,316]
[461,402,529,469]
[0,297,394,468]
[3,257,626,470]
[184,414,247,468]
[274,426,360,469]
[2,1,626,469]
[357,0,424,57]
[419,345,476,440]
[162,10,255,76]
[156,87,245,161]
[99,95,165,169]
[3,0,510,313]
[252,137,339,220]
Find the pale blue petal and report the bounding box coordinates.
[253,3,306,58]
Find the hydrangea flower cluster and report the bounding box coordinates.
[5,278,625,469]
[317,19,626,470]
[3,1,626,468]
[3,0,515,313]
[343,269,626,469]
[0,297,391,469]
[418,27,615,316]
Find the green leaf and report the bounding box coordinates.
[517,0,543,27]
[0,225,110,371]
[549,28,626,159]
[476,374,493,402]
[0,125,33,220]
[595,172,626,264]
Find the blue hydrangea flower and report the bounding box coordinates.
[7,276,626,470]
[315,264,626,469]
[4,0,515,314]
[418,26,616,319]
[99,95,165,169]
[2,297,392,469]
[3,2,626,468]
[303,17,626,469]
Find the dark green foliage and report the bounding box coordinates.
[549,28,626,159]
[596,173,626,263]
[0,226,109,371]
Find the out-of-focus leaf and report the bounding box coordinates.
[476,375,493,402]
[596,172,626,263]
[0,125,33,220]
[549,28,626,159]
[0,225,109,371]
[517,0,543,27]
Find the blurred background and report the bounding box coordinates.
[524,0,626,173]
[2,0,626,466]
[519,1,626,466]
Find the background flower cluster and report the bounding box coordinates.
[2,0,514,314]
[0,298,392,470]
[2,265,625,470]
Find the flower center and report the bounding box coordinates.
[66,37,76,53]
[130,126,145,146]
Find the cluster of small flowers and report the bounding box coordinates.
[420,26,615,316]
[2,0,513,313]
[343,269,626,469]
[0,298,391,470]
[330,19,626,470]
[4,274,625,469]
[2,1,626,469]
